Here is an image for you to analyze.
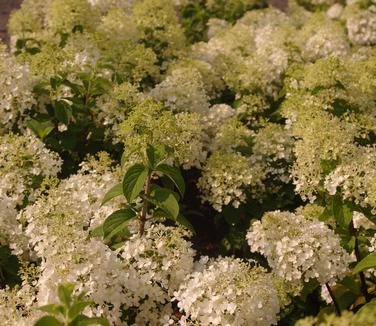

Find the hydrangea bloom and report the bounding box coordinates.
[8,0,49,40]
[21,152,120,258]
[297,13,350,61]
[247,210,353,284]
[197,151,262,211]
[0,44,36,133]
[236,93,269,126]
[167,59,225,99]
[211,117,253,152]
[46,0,100,33]
[95,81,143,142]
[344,1,376,46]
[291,109,355,202]
[174,257,281,326]
[324,146,376,211]
[118,224,196,325]
[0,280,41,326]
[117,98,206,169]
[151,67,210,114]
[133,0,186,61]
[250,123,294,186]
[201,104,235,138]
[0,132,61,252]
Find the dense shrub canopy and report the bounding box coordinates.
[1,0,376,325]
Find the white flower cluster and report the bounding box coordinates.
[46,0,100,34]
[197,151,259,211]
[174,256,281,326]
[352,211,376,230]
[188,8,293,100]
[324,146,376,210]
[0,44,36,133]
[297,13,350,62]
[118,98,207,170]
[250,123,294,186]
[344,1,376,45]
[11,148,199,325]
[247,210,353,284]
[151,67,210,115]
[235,94,269,126]
[0,132,61,251]
[33,225,193,326]
[32,223,195,325]
[35,239,133,322]
[223,24,291,98]
[20,152,120,259]
[283,94,356,202]
[88,0,134,13]
[0,283,41,326]
[7,0,52,51]
[211,117,253,152]
[95,82,143,142]
[253,23,291,83]
[118,224,196,325]
[201,104,235,139]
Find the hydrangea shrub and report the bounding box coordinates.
[1,0,376,325]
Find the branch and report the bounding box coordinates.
[325,283,341,316]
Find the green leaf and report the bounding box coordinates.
[90,225,104,238]
[358,298,376,314]
[353,252,376,274]
[50,77,62,90]
[58,283,74,307]
[27,119,54,140]
[111,241,128,250]
[332,196,352,230]
[34,316,63,326]
[339,277,360,295]
[146,144,167,168]
[176,214,195,235]
[340,203,353,229]
[319,207,332,222]
[149,187,179,220]
[103,208,136,240]
[300,279,319,301]
[68,301,92,319]
[155,164,185,196]
[16,38,27,50]
[54,101,70,125]
[38,304,65,315]
[337,290,358,310]
[101,183,123,206]
[146,144,156,168]
[122,164,149,203]
[320,159,338,176]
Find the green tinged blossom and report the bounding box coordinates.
[117,98,206,169]
[46,0,100,33]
